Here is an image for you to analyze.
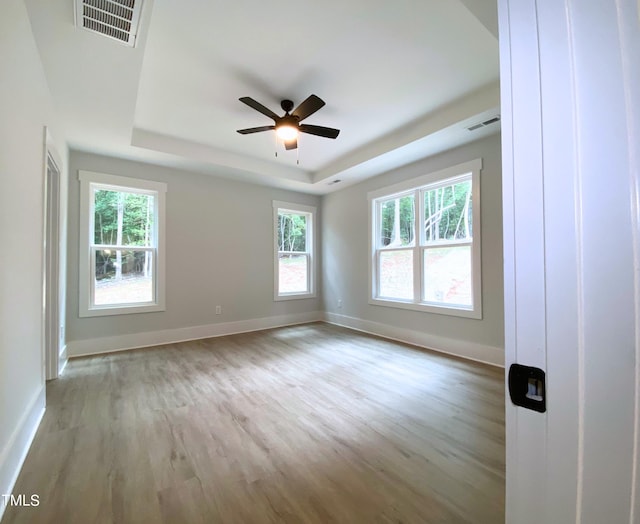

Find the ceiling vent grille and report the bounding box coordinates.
[467,115,501,131]
[75,0,143,47]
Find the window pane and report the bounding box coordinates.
[423,246,472,306]
[380,195,414,247]
[278,254,308,293]
[277,212,307,252]
[379,250,413,300]
[423,179,472,243]
[94,249,153,305]
[94,189,154,247]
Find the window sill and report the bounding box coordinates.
[274,292,316,302]
[369,297,482,319]
[80,303,165,318]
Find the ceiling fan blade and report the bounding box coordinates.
[239,97,280,121]
[284,138,298,150]
[236,125,275,134]
[291,94,325,122]
[299,124,340,139]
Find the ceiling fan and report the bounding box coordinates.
[236,94,340,150]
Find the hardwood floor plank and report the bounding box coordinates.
[3,323,504,523]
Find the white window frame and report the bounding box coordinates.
[78,170,167,317]
[273,201,316,301]
[368,158,482,319]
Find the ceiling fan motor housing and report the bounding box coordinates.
[278,115,299,128]
[281,99,294,113]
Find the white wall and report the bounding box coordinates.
[66,152,323,355]
[322,134,504,365]
[0,0,67,515]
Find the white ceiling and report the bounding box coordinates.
[24,0,499,194]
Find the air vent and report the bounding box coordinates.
[467,115,501,132]
[75,0,143,47]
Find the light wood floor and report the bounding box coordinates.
[3,323,504,524]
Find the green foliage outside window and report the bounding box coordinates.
[379,179,471,247]
[278,212,307,252]
[93,189,154,246]
[381,195,415,247]
[93,189,155,281]
[424,180,472,242]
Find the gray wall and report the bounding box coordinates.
[66,152,322,344]
[66,135,503,364]
[322,133,504,362]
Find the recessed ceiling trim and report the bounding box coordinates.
[130,128,313,184]
[313,81,501,184]
[75,0,143,47]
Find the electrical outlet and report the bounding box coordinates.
[215,305,222,315]
[337,299,342,309]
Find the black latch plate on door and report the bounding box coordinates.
[508,364,546,413]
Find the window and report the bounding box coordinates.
[273,201,316,300]
[79,171,166,317]
[369,159,482,318]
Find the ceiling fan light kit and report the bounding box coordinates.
[275,116,299,141]
[237,95,340,153]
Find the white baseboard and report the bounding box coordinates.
[0,385,45,522]
[65,309,503,366]
[67,311,324,358]
[323,312,504,367]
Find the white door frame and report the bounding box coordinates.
[499,0,640,522]
[42,127,63,381]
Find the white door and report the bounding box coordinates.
[499,0,640,522]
